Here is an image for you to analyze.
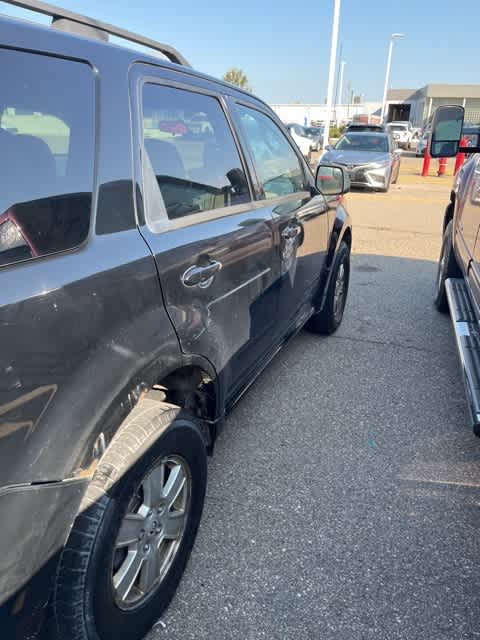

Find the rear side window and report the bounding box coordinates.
[235,105,309,199]
[0,49,95,267]
[142,84,250,221]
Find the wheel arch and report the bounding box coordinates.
[443,191,456,233]
[327,205,352,266]
[6,336,221,487]
[315,206,351,311]
[84,355,221,480]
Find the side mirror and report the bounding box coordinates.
[324,144,333,151]
[316,163,350,196]
[430,105,464,158]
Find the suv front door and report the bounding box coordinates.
[231,102,330,334]
[133,72,278,402]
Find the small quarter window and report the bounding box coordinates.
[142,84,250,222]
[0,49,95,267]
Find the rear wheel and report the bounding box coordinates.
[53,399,207,640]
[434,220,461,312]
[307,241,350,335]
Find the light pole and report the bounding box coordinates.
[338,61,346,106]
[380,33,405,122]
[322,0,341,150]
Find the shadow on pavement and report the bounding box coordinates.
[149,253,480,640]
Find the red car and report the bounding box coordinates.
[158,120,188,135]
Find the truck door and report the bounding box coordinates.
[464,158,480,311]
[455,157,480,271]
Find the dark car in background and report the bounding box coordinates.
[0,3,353,639]
[322,131,401,192]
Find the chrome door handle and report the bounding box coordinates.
[281,225,301,240]
[181,260,222,288]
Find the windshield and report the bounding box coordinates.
[335,133,389,153]
[387,125,407,132]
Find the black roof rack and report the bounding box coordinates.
[3,0,191,66]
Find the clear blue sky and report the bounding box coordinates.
[1,0,478,103]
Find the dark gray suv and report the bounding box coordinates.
[0,3,352,639]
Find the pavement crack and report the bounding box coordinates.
[330,333,455,356]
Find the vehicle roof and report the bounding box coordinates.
[347,124,385,129]
[0,11,270,111]
[342,131,389,137]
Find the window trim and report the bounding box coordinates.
[132,72,255,233]
[229,98,314,200]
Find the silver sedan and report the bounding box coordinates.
[321,132,401,192]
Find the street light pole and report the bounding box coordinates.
[322,0,341,150]
[380,33,405,122]
[338,61,346,106]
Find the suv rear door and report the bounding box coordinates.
[132,68,278,401]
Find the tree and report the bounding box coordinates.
[222,68,251,92]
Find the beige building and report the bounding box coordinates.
[386,85,480,127]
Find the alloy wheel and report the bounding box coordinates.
[333,261,347,323]
[112,456,191,609]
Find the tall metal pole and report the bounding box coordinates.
[333,44,343,125]
[322,0,341,150]
[380,39,394,122]
[381,33,405,122]
[338,61,346,106]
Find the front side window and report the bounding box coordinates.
[0,49,95,267]
[142,85,250,221]
[235,105,308,200]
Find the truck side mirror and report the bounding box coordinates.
[430,105,464,158]
[316,163,350,196]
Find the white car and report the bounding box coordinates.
[285,123,323,157]
[386,121,415,150]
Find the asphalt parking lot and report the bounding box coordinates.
[147,155,480,640]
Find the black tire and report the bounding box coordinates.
[434,219,461,312]
[53,398,207,640]
[307,241,350,335]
